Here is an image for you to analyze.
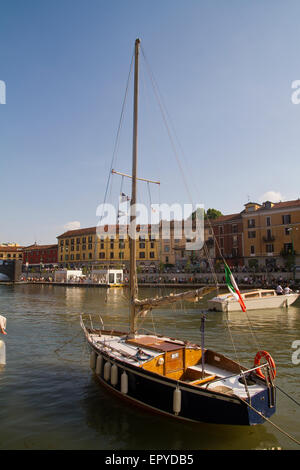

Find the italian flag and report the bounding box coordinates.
[224,263,247,312]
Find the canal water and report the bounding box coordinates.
[0,284,299,450]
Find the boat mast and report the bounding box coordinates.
[129,38,140,335]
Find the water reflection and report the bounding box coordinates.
[226,306,300,330]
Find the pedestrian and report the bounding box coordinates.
[276,284,283,295]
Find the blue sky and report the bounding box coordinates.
[1,0,300,245]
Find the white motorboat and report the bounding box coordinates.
[208,289,300,312]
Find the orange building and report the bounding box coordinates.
[242,200,300,269]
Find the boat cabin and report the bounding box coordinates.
[126,335,241,388]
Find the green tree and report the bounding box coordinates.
[205,208,223,220]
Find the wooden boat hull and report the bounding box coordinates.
[89,345,276,426]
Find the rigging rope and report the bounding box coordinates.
[276,384,300,407]
[141,46,194,206]
[98,52,134,223]
[244,399,300,446]
[205,214,263,354]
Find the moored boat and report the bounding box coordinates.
[208,289,300,312]
[81,316,276,425]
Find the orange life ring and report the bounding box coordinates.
[254,350,276,380]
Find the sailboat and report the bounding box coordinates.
[80,39,277,425]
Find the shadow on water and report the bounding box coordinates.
[80,374,281,451]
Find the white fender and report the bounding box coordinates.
[173,387,181,415]
[121,371,128,394]
[104,361,111,381]
[111,364,118,386]
[95,354,103,375]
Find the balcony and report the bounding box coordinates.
[262,235,275,242]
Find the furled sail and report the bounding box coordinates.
[134,286,216,318]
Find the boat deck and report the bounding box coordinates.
[89,332,266,399]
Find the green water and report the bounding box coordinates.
[0,284,299,450]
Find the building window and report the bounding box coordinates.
[60,240,64,246]
[139,252,145,258]
[110,252,114,259]
[232,224,238,233]
[219,226,223,235]
[266,217,271,226]
[99,252,105,259]
[82,244,86,250]
[282,214,291,225]
[71,238,74,245]
[232,248,238,257]
[139,242,145,249]
[248,231,256,238]
[232,235,238,247]
[82,237,86,243]
[119,252,124,259]
[248,219,255,228]
[150,242,155,249]
[88,243,92,250]
[76,238,80,244]
[88,253,92,259]
[250,245,255,254]
[88,236,93,243]
[266,244,274,253]
[100,242,104,249]
[70,254,74,260]
[284,243,293,254]
[150,252,155,258]
[119,241,125,249]
[76,254,80,260]
[164,245,170,252]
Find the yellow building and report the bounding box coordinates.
[0,244,23,261]
[57,225,159,269]
[242,199,300,269]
